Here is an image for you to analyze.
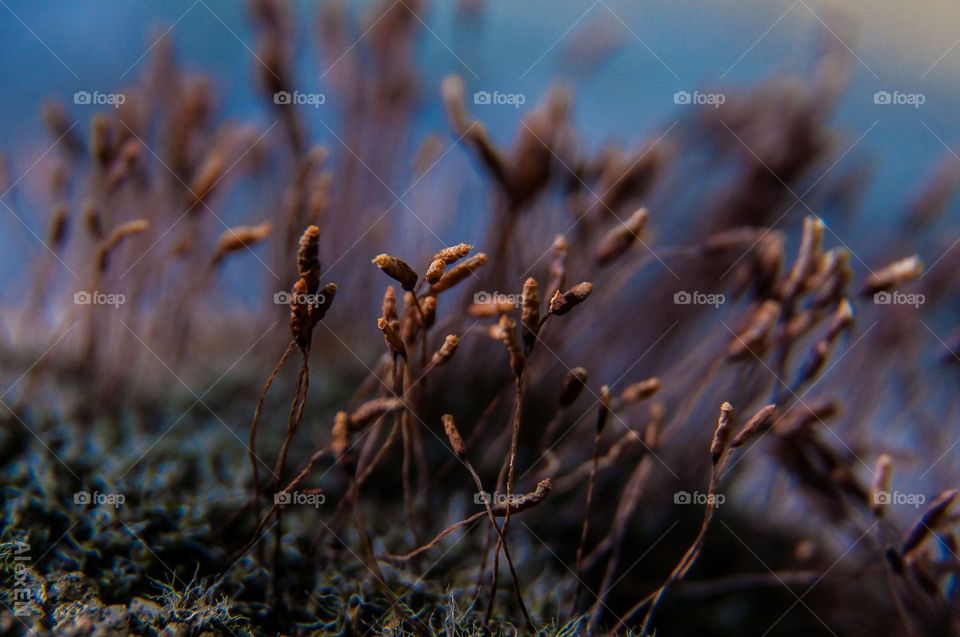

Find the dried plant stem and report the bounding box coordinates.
[396,359,422,543]
[588,453,655,632]
[462,459,534,631]
[241,445,328,559]
[272,349,311,485]
[353,500,432,637]
[486,374,524,624]
[248,339,296,559]
[383,479,551,563]
[621,459,726,635]
[311,421,402,552]
[270,347,310,605]
[571,418,604,614]
[436,386,508,484]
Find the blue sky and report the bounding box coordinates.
[1,0,958,268]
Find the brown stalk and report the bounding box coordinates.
[571,385,611,613]
[441,414,535,632]
[622,402,739,635]
[383,478,552,563]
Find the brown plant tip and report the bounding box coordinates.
[420,295,437,328]
[727,300,781,360]
[431,334,459,366]
[597,385,611,435]
[425,259,446,285]
[826,298,854,342]
[187,151,226,205]
[90,113,112,166]
[645,404,664,449]
[442,414,467,459]
[432,242,472,264]
[332,411,349,460]
[779,215,824,303]
[430,253,488,293]
[620,377,660,405]
[212,222,272,265]
[310,282,337,326]
[548,282,593,316]
[797,300,854,385]
[546,234,568,299]
[731,404,777,448]
[490,478,553,516]
[82,201,103,240]
[521,277,541,351]
[289,277,312,350]
[441,75,470,135]
[797,340,830,387]
[381,286,399,326]
[808,248,852,307]
[710,401,735,464]
[559,367,589,407]
[96,219,149,273]
[870,454,893,517]
[401,292,419,344]
[48,203,69,250]
[498,314,524,378]
[107,139,143,191]
[595,207,649,266]
[298,225,321,292]
[373,253,419,291]
[349,397,404,431]
[902,489,957,555]
[378,317,407,358]
[860,255,924,296]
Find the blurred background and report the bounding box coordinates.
[1,0,959,279]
